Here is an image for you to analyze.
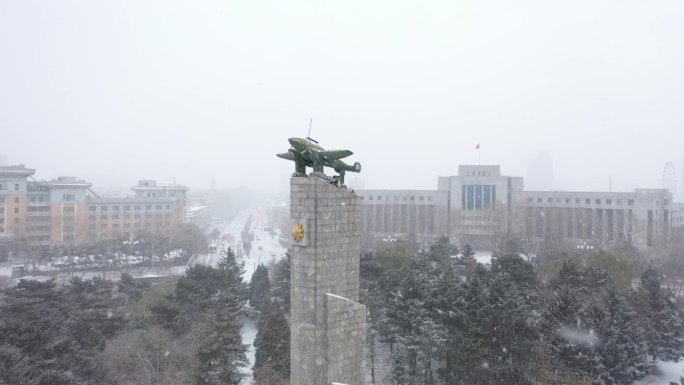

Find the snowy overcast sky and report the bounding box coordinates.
[1,0,682,194]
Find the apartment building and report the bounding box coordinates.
[0,164,190,249]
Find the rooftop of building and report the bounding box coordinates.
[132,180,189,191]
[0,164,35,177]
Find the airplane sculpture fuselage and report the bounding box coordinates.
[277,137,361,185]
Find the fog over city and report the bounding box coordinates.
[1,0,683,193]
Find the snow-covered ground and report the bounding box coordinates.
[634,360,684,385]
[240,318,258,385]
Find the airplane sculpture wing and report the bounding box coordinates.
[318,150,353,161]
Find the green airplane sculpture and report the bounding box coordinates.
[277,137,361,185]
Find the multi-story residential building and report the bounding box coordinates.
[86,196,185,240]
[0,164,191,252]
[358,164,675,251]
[0,165,35,238]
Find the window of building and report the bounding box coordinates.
[419,196,424,201]
[14,197,19,203]
[410,196,415,201]
[0,208,4,214]
[89,215,96,221]
[112,215,119,220]
[547,198,553,203]
[101,214,108,220]
[14,218,19,223]
[135,205,141,211]
[101,206,108,211]
[63,207,74,213]
[145,214,152,219]
[377,196,382,201]
[616,199,623,205]
[89,206,96,212]
[586,199,591,204]
[166,205,170,210]
[14,208,19,214]
[428,196,433,201]
[0,183,4,190]
[112,206,119,212]
[124,206,130,211]
[145,205,152,210]
[537,198,542,203]
[124,214,130,220]
[156,214,162,218]
[101,223,107,228]
[368,196,373,201]
[606,199,612,205]
[15,184,19,191]
[596,199,601,204]
[135,214,141,219]
[165,213,170,218]
[156,205,162,210]
[124,223,130,228]
[359,196,364,200]
[575,198,580,204]
[38,197,44,202]
[565,198,571,204]
[63,194,75,202]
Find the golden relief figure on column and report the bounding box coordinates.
[293,223,304,242]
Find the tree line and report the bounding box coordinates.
[362,236,684,385]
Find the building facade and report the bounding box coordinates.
[523,189,672,250]
[0,164,190,249]
[358,164,675,251]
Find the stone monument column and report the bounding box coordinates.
[290,175,366,385]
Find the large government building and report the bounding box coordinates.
[358,165,679,251]
[0,164,206,252]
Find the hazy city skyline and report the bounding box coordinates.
[1,1,682,195]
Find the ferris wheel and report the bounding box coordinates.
[662,161,677,199]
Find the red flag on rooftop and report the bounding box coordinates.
[476,144,480,149]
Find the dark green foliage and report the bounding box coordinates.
[116,272,149,303]
[270,253,290,312]
[439,261,539,385]
[195,248,248,385]
[424,235,458,265]
[195,289,248,385]
[253,303,290,379]
[634,266,684,361]
[149,295,189,335]
[543,262,652,384]
[0,278,131,385]
[249,263,271,313]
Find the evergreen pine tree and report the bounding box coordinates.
[249,263,271,314]
[635,266,684,361]
[196,247,248,385]
[253,301,290,379]
[195,289,248,385]
[271,254,290,312]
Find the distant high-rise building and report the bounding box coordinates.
[0,154,7,166]
[526,151,553,190]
